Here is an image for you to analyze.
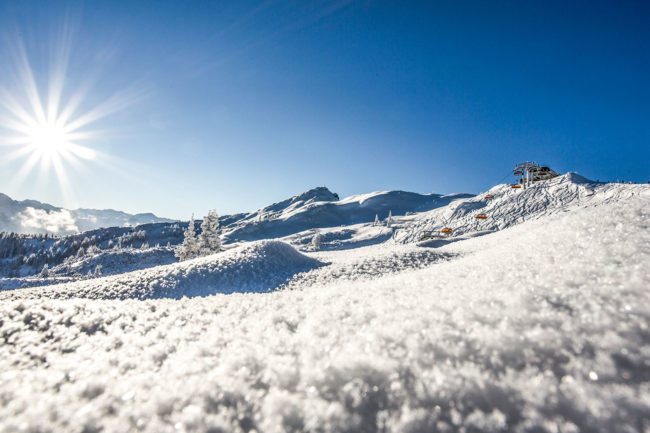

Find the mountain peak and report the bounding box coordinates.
[291,187,339,204]
[562,172,594,184]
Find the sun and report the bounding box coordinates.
[28,121,72,156]
[0,31,144,200]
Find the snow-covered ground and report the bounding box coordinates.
[1,182,648,432]
[0,241,323,300]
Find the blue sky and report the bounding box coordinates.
[0,1,648,219]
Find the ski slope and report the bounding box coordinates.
[396,173,648,242]
[0,185,648,432]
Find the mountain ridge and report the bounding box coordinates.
[0,192,175,235]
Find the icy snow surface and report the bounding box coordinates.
[1,191,649,432]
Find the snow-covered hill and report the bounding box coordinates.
[0,185,647,433]
[0,192,175,234]
[1,241,322,300]
[221,187,472,242]
[395,173,648,243]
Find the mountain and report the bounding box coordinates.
[1,175,647,283]
[221,187,473,242]
[0,186,472,279]
[0,192,175,235]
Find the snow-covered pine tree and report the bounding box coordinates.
[374,214,380,226]
[175,214,199,261]
[386,210,393,227]
[94,264,103,277]
[198,210,221,256]
[40,264,50,278]
[311,232,322,250]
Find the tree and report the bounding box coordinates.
[311,232,322,250]
[175,214,199,261]
[198,210,222,256]
[86,245,101,256]
[40,264,50,278]
[386,210,393,227]
[93,264,103,277]
[374,214,380,226]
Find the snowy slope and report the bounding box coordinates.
[1,241,323,300]
[0,192,174,234]
[0,190,648,432]
[395,173,649,243]
[222,187,472,242]
[49,246,178,277]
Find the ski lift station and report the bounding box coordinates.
[417,162,560,241]
[513,162,559,188]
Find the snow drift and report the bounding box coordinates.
[1,241,323,300]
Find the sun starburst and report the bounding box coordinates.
[0,26,144,203]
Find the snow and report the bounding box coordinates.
[396,173,649,243]
[51,246,177,277]
[4,173,630,284]
[284,224,395,251]
[223,188,471,242]
[1,241,323,300]
[1,187,648,432]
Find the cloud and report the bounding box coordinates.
[14,207,79,234]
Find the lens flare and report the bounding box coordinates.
[0,26,143,203]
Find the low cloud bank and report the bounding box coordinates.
[14,207,79,234]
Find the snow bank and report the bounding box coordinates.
[1,241,323,300]
[50,246,177,277]
[0,194,648,432]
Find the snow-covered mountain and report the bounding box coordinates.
[0,186,471,279]
[2,172,646,287]
[221,187,473,242]
[0,192,175,234]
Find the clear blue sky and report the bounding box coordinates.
[0,0,648,219]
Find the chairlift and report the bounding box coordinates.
[475,214,488,220]
[511,184,522,189]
